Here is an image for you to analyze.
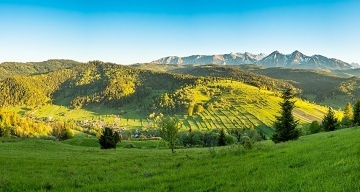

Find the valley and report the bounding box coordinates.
[0,60,358,191]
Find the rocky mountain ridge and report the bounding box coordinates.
[152,50,352,70]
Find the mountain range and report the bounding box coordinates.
[152,50,352,70]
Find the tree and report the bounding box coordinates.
[194,104,204,114]
[271,88,300,143]
[353,99,360,126]
[218,128,226,146]
[341,102,353,127]
[322,107,338,131]
[309,120,321,134]
[187,103,194,116]
[99,127,120,149]
[157,116,182,153]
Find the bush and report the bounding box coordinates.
[309,121,321,134]
[203,131,218,148]
[99,127,120,149]
[65,129,74,139]
[225,135,237,145]
[124,143,135,148]
[240,135,253,150]
[178,131,204,147]
[39,135,56,141]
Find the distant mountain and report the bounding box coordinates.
[260,51,351,69]
[351,63,360,68]
[152,51,352,70]
[152,52,267,65]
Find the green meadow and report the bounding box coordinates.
[7,80,342,138]
[1,127,359,191]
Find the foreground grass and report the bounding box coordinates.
[1,128,360,191]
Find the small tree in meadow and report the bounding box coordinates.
[157,116,182,153]
[99,127,120,149]
[353,99,360,126]
[271,88,300,143]
[322,107,338,132]
[341,102,353,127]
[218,128,226,146]
[309,121,321,134]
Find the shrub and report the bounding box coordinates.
[309,121,321,134]
[99,127,120,149]
[124,143,135,148]
[225,135,237,145]
[65,129,74,139]
[203,131,218,148]
[240,135,253,150]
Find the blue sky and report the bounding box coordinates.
[0,0,359,64]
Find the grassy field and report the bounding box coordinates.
[6,80,343,138]
[0,127,359,191]
[180,81,342,137]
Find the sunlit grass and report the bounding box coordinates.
[0,127,359,191]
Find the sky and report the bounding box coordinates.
[0,0,359,64]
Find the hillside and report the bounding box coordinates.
[0,59,81,80]
[0,61,198,108]
[133,64,294,92]
[1,62,341,137]
[236,65,360,107]
[151,50,352,70]
[0,127,359,191]
[133,63,360,108]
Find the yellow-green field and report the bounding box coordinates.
[0,127,359,191]
[6,80,342,137]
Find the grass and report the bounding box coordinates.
[182,80,343,137]
[0,127,359,191]
[6,80,343,138]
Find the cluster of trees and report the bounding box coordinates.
[0,69,75,106]
[156,116,265,153]
[0,108,52,137]
[306,100,360,135]
[0,108,74,140]
[271,87,360,144]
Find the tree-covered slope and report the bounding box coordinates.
[133,64,294,92]
[132,63,360,108]
[0,61,199,109]
[0,59,82,80]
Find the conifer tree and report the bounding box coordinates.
[341,102,353,127]
[353,99,360,126]
[99,127,120,149]
[271,88,300,143]
[322,107,338,131]
[218,128,226,146]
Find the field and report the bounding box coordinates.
[6,80,342,138]
[1,127,359,191]
[179,81,342,137]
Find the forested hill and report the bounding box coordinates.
[235,65,360,105]
[132,64,294,92]
[0,61,200,108]
[0,59,81,80]
[132,63,360,108]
